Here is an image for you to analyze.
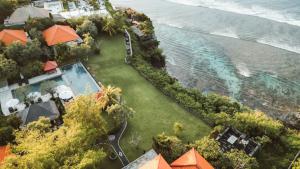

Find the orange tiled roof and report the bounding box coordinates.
[140,154,172,169]
[43,25,79,46]
[0,146,10,164]
[44,61,58,72]
[171,148,214,169]
[0,29,27,46]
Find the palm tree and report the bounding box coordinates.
[102,17,117,36]
[95,86,121,108]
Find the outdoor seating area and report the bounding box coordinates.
[0,62,100,116]
[216,127,261,157]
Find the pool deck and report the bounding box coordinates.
[28,68,62,85]
[0,69,62,116]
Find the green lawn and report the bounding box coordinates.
[86,35,211,162]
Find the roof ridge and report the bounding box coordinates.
[48,25,59,45]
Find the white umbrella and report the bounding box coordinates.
[27,92,42,102]
[6,99,19,108]
[41,93,52,102]
[15,103,26,112]
[27,92,41,98]
[59,91,74,100]
[55,85,71,93]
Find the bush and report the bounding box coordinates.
[0,127,14,145]
[232,112,284,139]
[0,55,18,80]
[25,18,55,31]
[76,19,98,38]
[21,61,43,78]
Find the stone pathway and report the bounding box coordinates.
[108,121,130,166]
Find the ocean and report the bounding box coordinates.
[111,0,300,118]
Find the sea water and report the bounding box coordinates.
[111,0,300,117]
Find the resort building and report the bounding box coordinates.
[216,127,261,157]
[0,29,28,46]
[43,25,82,46]
[17,101,60,126]
[4,5,51,26]
[123,148,214,169]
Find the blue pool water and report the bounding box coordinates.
[13,63,100,99]
[61,63,100,95]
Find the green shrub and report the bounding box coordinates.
[21,61,43,78]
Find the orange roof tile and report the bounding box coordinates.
[44,61,58,72]
[0,146,11,164]
[171,148,214,169]
[43,25,79,46]
[0,29,27,46]
[140,154,172,169]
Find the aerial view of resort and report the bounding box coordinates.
[0,0,299,168]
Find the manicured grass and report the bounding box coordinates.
[86,35,211,162]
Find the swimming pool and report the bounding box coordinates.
[12,62,100,100]
[61,63,100,95]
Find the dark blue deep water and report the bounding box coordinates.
[111,0,300,117]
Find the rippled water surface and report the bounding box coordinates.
[111,0,300,116]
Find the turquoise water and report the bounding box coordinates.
[111,0,300,115]
[13,63,100,99]
[61,63,100,95]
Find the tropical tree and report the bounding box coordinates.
[173,122,184,137]
[0,55,18,80]
[292,158,300,169]
[0,0,15,23]
[102,16,117,36]
[0,115,21,146]
[232,111,284,139]
[191,136,224,167]
[77,19,98,38]
[225,149,259,169]
[4,42,26,65]
[152,133,185,162]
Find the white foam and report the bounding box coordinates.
[257,38,300,54]
[236,63,251,77]
[166,0,300,27]
[210,28,239,39]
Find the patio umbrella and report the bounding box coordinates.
[27,92,42,98]
[6,99,19,108]
[59,91,74,100]
[15,103,26,112]
[55,85,71,93]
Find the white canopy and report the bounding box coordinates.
[6,99,19,108]
[27,92,42,98]
[59,91,74,100]
[55,85,72,93]
[15,103,26,112]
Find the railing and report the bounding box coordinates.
[124,29,133,64]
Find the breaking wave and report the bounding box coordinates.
[166,0,300,27]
